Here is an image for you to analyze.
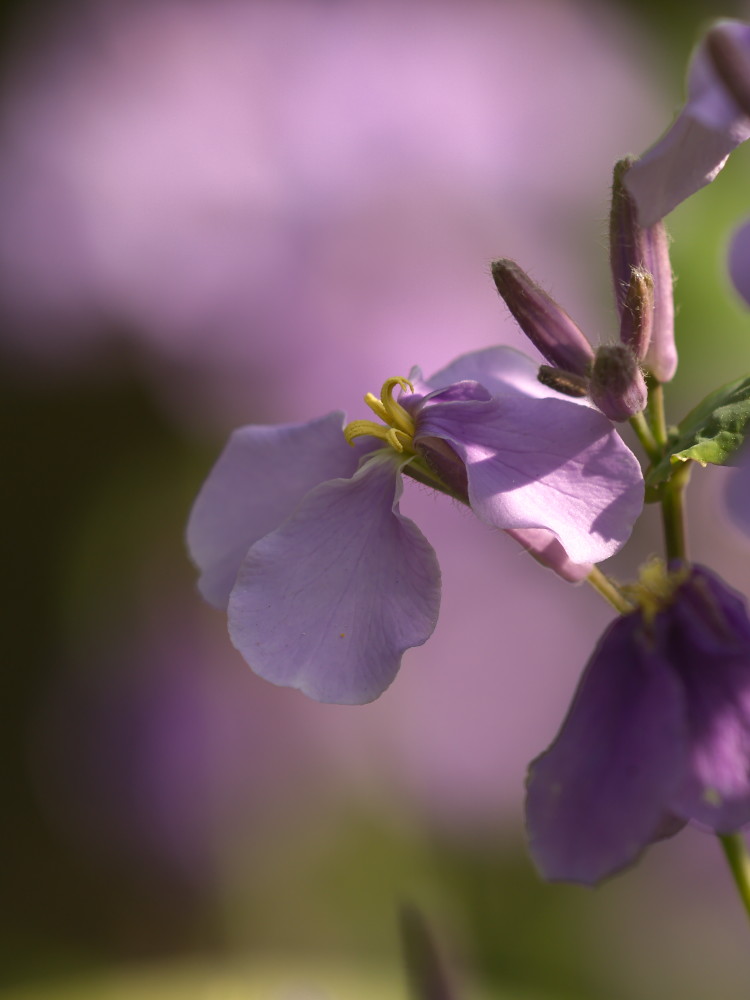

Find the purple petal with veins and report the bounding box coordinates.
[415,394,643,564]
[227,451,441,704]
[186,411,362,608]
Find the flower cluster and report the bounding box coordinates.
[188,16,750,894]
[523,16,750,885]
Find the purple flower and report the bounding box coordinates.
[625,20,750,227]
[728,218,750,308]
[188,347,643,704]
[725,445,750,537]
[526,562,750,885]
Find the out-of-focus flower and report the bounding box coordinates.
[31,606,332,885]
[725,445,750,537]
[526,562,750,885]
[625,20,750,228]
[6,0,665,827]
[728,216,750,308]
[188,347,643,704]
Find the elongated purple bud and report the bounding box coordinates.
[619,267,654,361]
[491,258,594,376]
[610,159,676,382]
[706,20,750,118]
[537,365,589,397]
[589,344,647,422]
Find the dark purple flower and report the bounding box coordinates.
[526,562,750,885]
[625,20,750,227]
[188,347,643,704]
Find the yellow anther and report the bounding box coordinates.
[343,376,416,454]
[385,428,413,453]
[343,420,392,446]
[364,393,388,423]
[379,377,416,436]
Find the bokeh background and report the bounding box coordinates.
[3,0,750,997]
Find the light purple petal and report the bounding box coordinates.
[419,346,583,401]
[526,614,687,884]
[415,395,643,564]
[187,411,361,609]
[668,567,750,831]
[504,528,592,583]
[227,451,441,705]
[625,23,750,226]
[728,218,750,308]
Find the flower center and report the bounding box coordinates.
[343,376,416,454]
[622,557,690,625]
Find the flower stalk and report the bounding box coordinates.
[586,567,634,614]
[661,459,691,563]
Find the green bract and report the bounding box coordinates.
[646,374,750,490]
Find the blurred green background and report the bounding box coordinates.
[2,0,750,997]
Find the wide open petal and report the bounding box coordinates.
[625,24,750,226]
[187,412,361,609]
[667,567,750,831]
[525,614,687,884]
[227,451,441,705]
[416,394,643,564]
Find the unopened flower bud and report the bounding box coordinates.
[610,159,676,382]
[537,365,589,398]
[589,344,647,422]
[491,258,594,376]
[619,267,653,361]
[414,435,469,502]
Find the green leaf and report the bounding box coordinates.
[645,374,750,489]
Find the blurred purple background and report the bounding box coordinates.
[3,1,750,997]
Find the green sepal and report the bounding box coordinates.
[645,374,750,489]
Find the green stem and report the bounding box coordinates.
[719,834,750,926]
[649,381,669,449]
[629,411,661,463]
[586,567,634,614]
[660,460,692,562]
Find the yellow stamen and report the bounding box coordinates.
[379,377,416,435]
[622,557,690,625]
[344,376,416,453]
